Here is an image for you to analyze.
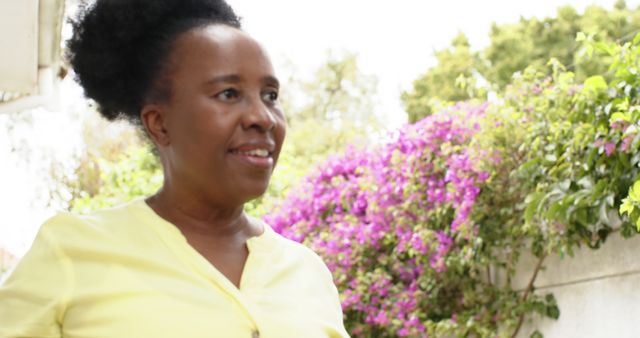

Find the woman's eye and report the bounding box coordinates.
[262,90,279,103]
[216,88,239,101]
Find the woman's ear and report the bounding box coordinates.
[140,104,170,147]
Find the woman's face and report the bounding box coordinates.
[147,24,286,207]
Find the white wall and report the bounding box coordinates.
[0,1,39,93]
[515,233,640,338]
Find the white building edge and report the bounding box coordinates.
[0,0,65,115]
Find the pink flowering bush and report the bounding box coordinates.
[266,103,538,336]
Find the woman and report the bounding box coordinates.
[0,0,349,337]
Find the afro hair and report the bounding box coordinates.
[67,0,241,123]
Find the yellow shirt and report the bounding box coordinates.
[0,199,349,338]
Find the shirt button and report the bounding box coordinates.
[251,330,260,338]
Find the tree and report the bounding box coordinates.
[482,4,640,87]
[401,33,484,122]
[289,51,379,127]
[404,3,640,122]
[59,110,161,213]
[482,6,582,88]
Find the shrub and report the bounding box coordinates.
[266,103,529,337]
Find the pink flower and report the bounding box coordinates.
[620,134,636,152]
[610,120,627,131]
[451,313,458,323]
[532,85,542,94]
[373,311,390,325]
[605,142,616,156]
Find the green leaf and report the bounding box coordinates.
[530,330,544,338]
[583,76,608,93]
[545,154,558,162]
[594,42,615,56]
[610,112,630,123]
[605,194,614,207]
[575,208,589,226]
[576,32,587,42]
[599,203,611,226]
[548,202,567,220]
[630,180,640,201]
[547,304,560,320]
[577,176,593,190]
[633,32,640,45]
[525,193,543,224]
[586,44,594,58]
[620,198,634,215]
[521,158,541,172]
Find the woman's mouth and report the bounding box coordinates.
[229,147,274,169]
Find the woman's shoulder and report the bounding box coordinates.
[38,198,148,244]
[253,218,311,253]
[251,217,332,273]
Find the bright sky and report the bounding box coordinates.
[0,0,636,257]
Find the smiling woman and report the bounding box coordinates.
[0,1,348,337]
[143,25,286,215]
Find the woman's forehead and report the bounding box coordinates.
[170,24,275,78]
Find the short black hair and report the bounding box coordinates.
[67,0,241,124]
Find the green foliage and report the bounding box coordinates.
[613,33,640,233]
[405,3,640,123]
[402,33,485,122]
[484,4,640,87]
[290,51,379,126]
[70,144,162,213]
[620,181,640,231]
[499,35,640,254]
[57,110,161,213]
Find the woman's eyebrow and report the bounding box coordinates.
[204,74,242,86]
[263,76,280,89]
[203,75,279,88]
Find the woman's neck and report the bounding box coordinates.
[146,187,255,239]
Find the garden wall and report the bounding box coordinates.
[515,233,640,338]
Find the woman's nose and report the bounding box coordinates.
[242,96,276,132]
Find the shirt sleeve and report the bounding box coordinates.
[310,251,351,338]
[0,217,72,338]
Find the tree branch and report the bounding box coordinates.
[510,252,547,338]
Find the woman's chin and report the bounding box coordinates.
[239,184,270,204]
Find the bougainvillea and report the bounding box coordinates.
[265,103,503,336]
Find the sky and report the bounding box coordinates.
[0,0,637,257]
